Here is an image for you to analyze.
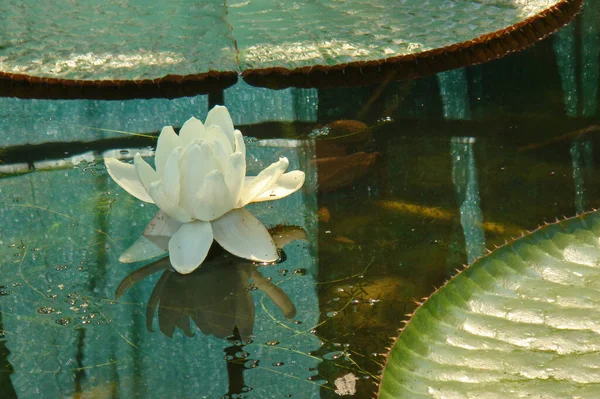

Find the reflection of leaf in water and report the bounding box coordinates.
[312,152,379,192]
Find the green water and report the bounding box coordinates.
[2,5,600,399]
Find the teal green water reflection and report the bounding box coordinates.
[1,3,600,398]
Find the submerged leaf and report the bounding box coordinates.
[378,210,600,398]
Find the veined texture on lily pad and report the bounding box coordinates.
[378,210,600,398]
[105,105,305,274]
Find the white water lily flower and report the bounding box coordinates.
[105,106,305,274]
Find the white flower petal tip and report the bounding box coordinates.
[168,221,214,274]
[205,105,235,148]
[133,153,158,193]
[252,170,306,202]
[119,235,166,263]
[104,157,154,203]
[238,157,291,207]
[213,208,279,262]
[179,117,205,145]
[155,126,181,177]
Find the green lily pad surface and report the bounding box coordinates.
[231,0,567,69]
[378,211,600,398]
[0,0,581,94]
[1,1,237,81]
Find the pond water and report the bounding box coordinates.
[2,5,600,399]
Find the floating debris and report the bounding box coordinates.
[318,207,332,223]
[334,373,359,396]
[333,236,356,245]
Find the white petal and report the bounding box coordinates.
[168,221,213,274]
[143,210,183,250]
[212,208,278,262]
[238,157,289,207]
[134,153,159,193]
[251,171,305,202]
[226,152,246,204]
[119,235,166,263]
[105,157,154,203]
[178,117,205,146]
[212,135,233,175]
[155,126,182,178]
[205,105,235,149]
[162,147,183,204]
[234,130,246,158]
[148,180,193,223]
[194,170,234,221]
[205,125,234,153]
[180,142,219,213]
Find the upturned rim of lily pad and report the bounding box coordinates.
[0,0,582,99]
[243,0,584,90]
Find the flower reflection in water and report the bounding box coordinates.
[116,225,307,340]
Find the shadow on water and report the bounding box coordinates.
[0,307,17,399]
[114,226,304,397]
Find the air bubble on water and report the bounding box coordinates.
[323,351,344,360]
[37,306,57,314]
[265,340,280,346]
[55,318,71,327]
[272,362,284,367]
[377,116,394,124]
[308,126,330,138]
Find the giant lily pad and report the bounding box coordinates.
[0,0,582,98]
[378,210,600,398]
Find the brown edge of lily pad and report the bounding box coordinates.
[242,0,584,90]
[0,0,582,99]
[0,70,238,100]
